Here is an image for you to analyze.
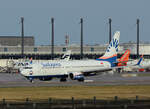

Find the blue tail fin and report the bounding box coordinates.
[136,55,143,65]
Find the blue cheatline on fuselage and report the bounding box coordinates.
[96,56,117,67]
[25,74,68,79]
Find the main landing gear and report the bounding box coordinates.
[78,78,84,82]
[29,78,34,83]
[60,78,67,82]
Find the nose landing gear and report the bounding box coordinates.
[60,78,67,82]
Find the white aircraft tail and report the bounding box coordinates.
[97,31,120,66]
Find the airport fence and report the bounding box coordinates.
[1,96,150,109]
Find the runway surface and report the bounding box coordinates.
[0,72,150,87]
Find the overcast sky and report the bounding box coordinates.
[0,0,149,45]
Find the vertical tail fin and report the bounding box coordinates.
[61,50,71,61]
[118,49,130,66]
[136,55,143,65]
[97,31,120,66]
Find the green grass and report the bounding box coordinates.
[138,73,150,77]
[0,85,150,101]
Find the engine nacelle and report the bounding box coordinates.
[69,72,84,81]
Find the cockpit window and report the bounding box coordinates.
[18,62,29,66]
[24,67,32,69]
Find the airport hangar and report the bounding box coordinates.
[0,36,150,59]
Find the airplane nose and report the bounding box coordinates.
[20,69,26,76]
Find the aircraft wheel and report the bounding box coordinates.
[29,78,34,83]
[60,78,67,82]
[30,80,33,83]
[78,78,84,82]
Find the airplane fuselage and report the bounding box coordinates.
[21,60,111,78]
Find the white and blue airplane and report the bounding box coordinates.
[21,31,120,82]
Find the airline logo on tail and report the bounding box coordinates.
[103,31,120,57]
[136,55,143,65]
[61,50,71,61]
[96,31,120,66]
[118,49,130,66]
[107,38,119,53]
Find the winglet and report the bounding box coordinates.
[136,55,143,65]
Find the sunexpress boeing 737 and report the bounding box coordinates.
[20,31,120,82]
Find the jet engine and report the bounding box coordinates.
[69,72,84,81]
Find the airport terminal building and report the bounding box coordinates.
[0,36,150,59]
[0,36,34,46]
